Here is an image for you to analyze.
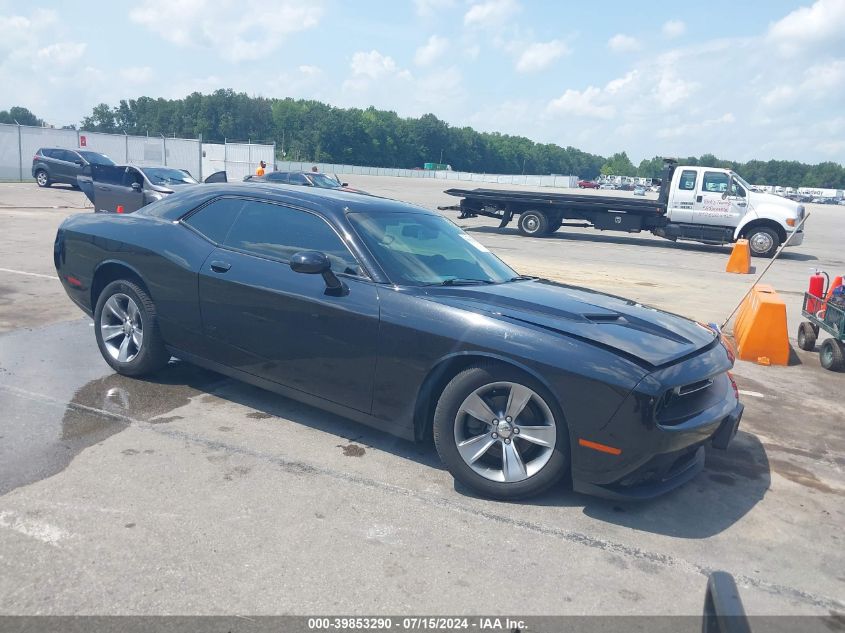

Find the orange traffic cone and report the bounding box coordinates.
[726,239,751,274]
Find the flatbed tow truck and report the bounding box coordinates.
[440,160,805,257]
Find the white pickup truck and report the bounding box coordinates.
[444,160,805,257]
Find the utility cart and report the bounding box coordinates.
[797,290,845,371]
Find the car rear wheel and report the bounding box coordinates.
[94,279,170,376]
[797,322,817,351]
[35,170,50,187]
[433,364,569,500]
[820,339,845,371]
[517,211,549,237]
[746,227,779,258]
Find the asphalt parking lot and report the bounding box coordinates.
[0,178,843,617]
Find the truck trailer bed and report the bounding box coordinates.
[443,188,666,217]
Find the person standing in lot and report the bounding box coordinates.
[256,161,266,176]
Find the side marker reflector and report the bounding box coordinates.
[578,438,622,455]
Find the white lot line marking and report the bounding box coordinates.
[0,510,70,546]
[738,390,765,399]
[2,381,843,613]
[0,267,59,281]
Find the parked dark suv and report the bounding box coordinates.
[32,148,115,188]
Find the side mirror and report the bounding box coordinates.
[341,182,349,187]
[290,251,345,294]
[131,182,142,192]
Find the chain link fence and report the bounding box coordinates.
[0,124,273,183]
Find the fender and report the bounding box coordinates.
[734,200,798,241]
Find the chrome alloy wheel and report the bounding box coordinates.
[749,231,774,255]
[454,381,556,483]
[36,171,48,186]
[100,293,143,363]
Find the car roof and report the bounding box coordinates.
[140,182,435,222]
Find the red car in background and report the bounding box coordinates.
[577,179,599,189]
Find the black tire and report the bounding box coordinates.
[517,211,549,237]
[94,279,170,376]
[797,322,817,351]
[35,170,51,187]
[433,363,569,500]
[819,339,845,372]
[746,227,780,258]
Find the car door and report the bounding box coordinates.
[693,171,746,227]
[52,149,78,184]
[196,197,379,413]
[97,167,145,213]
[666,169,698,223]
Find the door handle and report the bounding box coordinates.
[737,202,747,207]
[696,195,702,203]
[210,260,231,273]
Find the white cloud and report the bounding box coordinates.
[350,50,399,79]
[662,20,686,38]
[414,0,456,17]
[547,86,615,119]
[36,42,87,65]
[414,35,449,67]
[119,66,154,84]
[607,34,641,53]
[801,58,845,91]
[298,65,322,76]
[761,84,796,107]
[514,39,569,72]
[464,0,521,28]
[767,0,845,56]
[128,0,323,62]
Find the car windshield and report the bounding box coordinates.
[308,173,342,188]
[141,168,198,186]
[348,211,517,286]
[77,151,115,166]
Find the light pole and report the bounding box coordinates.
[439,149,443,165]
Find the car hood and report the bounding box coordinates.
[420,279,717,367]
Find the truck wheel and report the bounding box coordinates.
[746,227,779,258]
[797,322,817,351]
[819,339,845,371]
[518,211,549,237]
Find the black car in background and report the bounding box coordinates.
[53,184,742,500]
[245,170,366,193]
[32,148,115,188]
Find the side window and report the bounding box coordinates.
[678,170,697,191]
[702,172,729,193]
[265,172,287,182]
[183,198,246,244]
[223,200,363,275]
[288,173,308,185]
[40,149,55,159]
[55,149,73,162]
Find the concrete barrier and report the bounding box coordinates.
[726,239,751,274]
[732,284,790,365]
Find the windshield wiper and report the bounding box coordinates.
[426,278,496,286]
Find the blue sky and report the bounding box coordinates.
[1,0,844,164]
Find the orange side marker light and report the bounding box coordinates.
[578,439,622,455]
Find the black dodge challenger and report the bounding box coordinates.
[54,183,743,500]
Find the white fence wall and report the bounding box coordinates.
[0,124,271,183]
[275,160,578,189]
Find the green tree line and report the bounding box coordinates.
[5,91,845,187]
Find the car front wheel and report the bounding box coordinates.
[94,279,170,376]
[433,364,569,500]
[35,170,50,187]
